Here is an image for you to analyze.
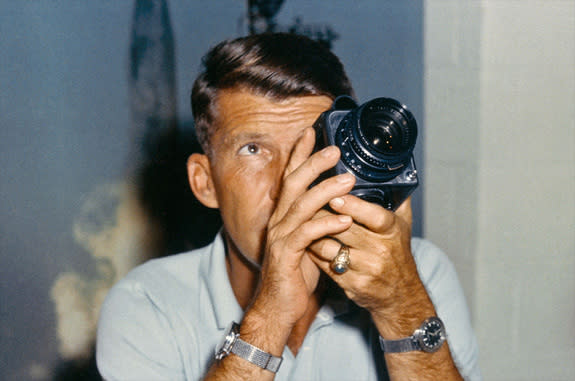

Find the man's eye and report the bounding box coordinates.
[238,143,260,155]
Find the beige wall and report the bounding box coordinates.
[424,1,575,380]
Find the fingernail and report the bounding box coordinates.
[338,215,352,223]
[331,197,345,207]
[336,173,354,183]
[303,127,314,137]
[321,146,338,157]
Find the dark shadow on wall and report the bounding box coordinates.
[52,121,221,380]
[134,118,222,256]
[52,1,220,378]
[127,0,222,258]
[53,347,100,381]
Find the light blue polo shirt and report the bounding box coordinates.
[96,233,481,380]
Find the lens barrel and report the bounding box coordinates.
[336,98,417,182]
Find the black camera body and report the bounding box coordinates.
[313,96,419,211]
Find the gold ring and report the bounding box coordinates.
[331,243,350,274]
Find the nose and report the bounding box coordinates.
[267,154,288,205]
[266,128,313,207]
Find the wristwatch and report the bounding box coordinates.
[215,322,283,373]
[379,317,446,353]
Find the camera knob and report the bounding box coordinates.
[405,170,417,181]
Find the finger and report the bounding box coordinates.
[276,172,355,234]
[307,237,365,265]
[328,194,400,233]
[282,127,315,179]
[308,237,344,263]
[271,145,342,225]
[307,238,361,276]
[394,196,413,229]
[272,214,353,266]
[309,236,393,284]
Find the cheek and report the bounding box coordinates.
[216,160,278,213]
[216,163,278,256]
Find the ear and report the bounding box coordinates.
[187,153,219,209]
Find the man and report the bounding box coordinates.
[97,33,480,380]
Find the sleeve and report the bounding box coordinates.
[412,238,482,381]
[96,278,187,381]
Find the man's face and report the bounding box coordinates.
[206,88,333,264]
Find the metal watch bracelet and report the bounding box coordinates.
[215,322,283,373]
[231,338,283,373]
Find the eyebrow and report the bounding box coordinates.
[222,131,269,146]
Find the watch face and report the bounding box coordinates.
[417,317,446,353]
[215,322,239,360]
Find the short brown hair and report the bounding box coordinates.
[191,33,354,153]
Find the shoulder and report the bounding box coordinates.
[96,242,217,379]
[410,237,454,282]
[411,236,449,262]
[409,237,464,307]
[128,245,210,286]
[410,237,482,380]
[103,242,213,313]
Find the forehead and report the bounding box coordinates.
[212,89,333,140]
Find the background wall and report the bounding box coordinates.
[0,1,425,379]
[424,1,574,380]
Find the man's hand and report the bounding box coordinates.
[248,127,356,331]
[307,196,433,336]
[307,196,463,380]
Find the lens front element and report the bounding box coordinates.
[337,98,417,182]
[361,111,403,155]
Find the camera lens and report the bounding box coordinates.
[336,98,417,182]
[360,110,403,154]
[357,98,416,158]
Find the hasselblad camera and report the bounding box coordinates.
[313,96,419,211]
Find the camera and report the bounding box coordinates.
[313,96,419,211]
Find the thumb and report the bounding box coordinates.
[395,196,413,231]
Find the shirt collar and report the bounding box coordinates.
[313,286,351,329]
[201,231,244,329]
[202,232,353,330]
